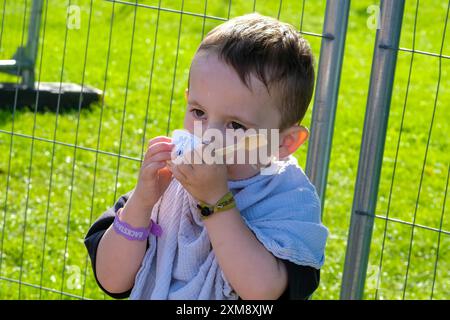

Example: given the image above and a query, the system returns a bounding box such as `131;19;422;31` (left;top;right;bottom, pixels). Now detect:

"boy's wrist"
130;187;157;210
119;193;154;229
198;185;230;207
196;191;236;219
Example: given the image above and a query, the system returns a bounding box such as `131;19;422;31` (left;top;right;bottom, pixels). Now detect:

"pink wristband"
113;207;162;241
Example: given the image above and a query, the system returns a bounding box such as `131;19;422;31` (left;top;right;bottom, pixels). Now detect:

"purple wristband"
113;208;162;241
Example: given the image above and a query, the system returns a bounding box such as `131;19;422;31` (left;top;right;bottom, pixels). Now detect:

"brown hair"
192;13;315;131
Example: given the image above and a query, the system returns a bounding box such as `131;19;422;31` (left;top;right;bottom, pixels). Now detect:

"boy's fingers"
142;161;166;175
148;136;172;148
147;151;173;164
145;142;174;160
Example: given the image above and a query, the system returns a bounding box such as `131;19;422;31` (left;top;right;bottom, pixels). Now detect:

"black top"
84;191;320;300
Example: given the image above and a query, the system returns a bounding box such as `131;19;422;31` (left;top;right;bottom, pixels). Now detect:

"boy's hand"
133;136;175;209
167;146;229;205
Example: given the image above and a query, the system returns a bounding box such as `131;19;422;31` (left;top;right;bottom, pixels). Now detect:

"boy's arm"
86;136;173;296
84;191;148;299
166;154;292;299
84;190;153;296
203;206;289;300
95;193;154;294
204;204;322;300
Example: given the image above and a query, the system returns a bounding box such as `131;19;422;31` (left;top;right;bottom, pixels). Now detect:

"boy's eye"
191;109;205;119
229;121;247;131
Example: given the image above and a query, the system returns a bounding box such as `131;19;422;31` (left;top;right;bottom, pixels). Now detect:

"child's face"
183;50;283;180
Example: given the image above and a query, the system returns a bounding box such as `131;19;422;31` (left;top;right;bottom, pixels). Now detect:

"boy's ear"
278;125;309;159
184;88;189;102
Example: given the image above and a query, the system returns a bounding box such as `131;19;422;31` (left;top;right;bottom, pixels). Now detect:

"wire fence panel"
0;0;330;300
369;0;450;300
1;0;448;300
342;0;450;300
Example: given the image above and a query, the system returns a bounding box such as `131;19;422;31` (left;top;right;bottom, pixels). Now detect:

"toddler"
85;13;328;300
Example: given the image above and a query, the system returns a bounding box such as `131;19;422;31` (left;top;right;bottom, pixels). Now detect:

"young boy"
85;13;328;300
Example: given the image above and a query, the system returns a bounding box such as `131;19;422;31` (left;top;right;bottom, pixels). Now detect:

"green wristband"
196;191;236;219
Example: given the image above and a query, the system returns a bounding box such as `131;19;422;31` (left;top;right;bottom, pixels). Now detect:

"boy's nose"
205;122;224;131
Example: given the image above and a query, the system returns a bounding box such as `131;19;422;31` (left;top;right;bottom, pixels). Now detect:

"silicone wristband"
113;207;162;240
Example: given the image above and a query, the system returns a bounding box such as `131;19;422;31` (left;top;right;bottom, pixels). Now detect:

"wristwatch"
196;191;236;219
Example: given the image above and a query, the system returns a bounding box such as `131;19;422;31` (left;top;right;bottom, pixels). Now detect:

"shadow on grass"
0;82;103;127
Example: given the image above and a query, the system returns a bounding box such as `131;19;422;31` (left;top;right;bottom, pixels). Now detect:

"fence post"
305;0;350;212
0;0;43;88
340;0;405;300
22;0;44;88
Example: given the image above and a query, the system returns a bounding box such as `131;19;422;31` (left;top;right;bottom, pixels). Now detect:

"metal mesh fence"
342;0;450;300
0;0;329;300
0;0;448;300
368;0;450;300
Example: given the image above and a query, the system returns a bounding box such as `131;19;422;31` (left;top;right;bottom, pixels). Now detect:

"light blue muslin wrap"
130;155;328;300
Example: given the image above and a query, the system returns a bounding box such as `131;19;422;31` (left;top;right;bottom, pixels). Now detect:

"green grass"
0;0;449;300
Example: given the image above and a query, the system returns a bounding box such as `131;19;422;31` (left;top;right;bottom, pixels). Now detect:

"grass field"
0;0;449;299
